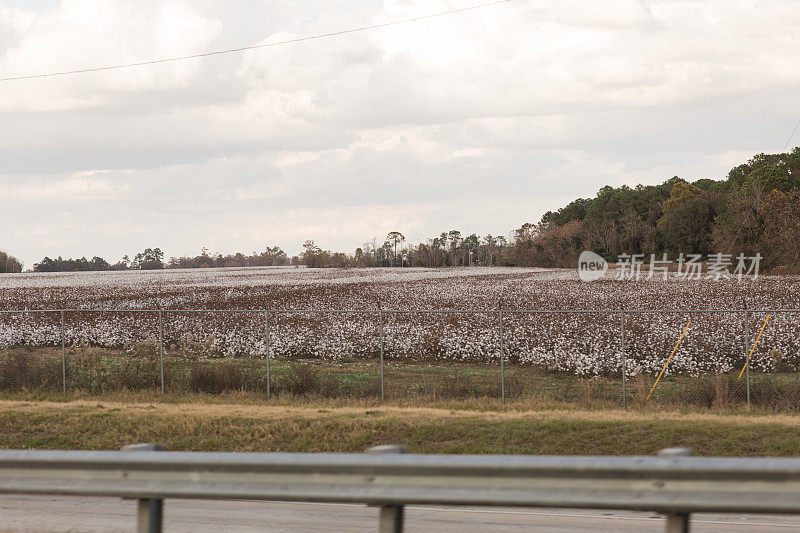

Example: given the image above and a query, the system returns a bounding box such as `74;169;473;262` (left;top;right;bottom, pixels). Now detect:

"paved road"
2;495;800;532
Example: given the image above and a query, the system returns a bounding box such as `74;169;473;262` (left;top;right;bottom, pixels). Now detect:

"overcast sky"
1;0;799;267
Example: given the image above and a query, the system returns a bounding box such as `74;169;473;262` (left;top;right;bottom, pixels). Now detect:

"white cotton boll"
1;269;798;376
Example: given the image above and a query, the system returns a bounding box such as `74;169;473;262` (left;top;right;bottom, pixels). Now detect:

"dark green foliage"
186;361;248;394
506;147;800;270
273;364;338;396
30;246;290;273
34;256;118;272
0;352;62;390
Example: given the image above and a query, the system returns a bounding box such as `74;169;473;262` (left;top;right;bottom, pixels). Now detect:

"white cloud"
0;173;129;200
1;0;799;267
0;1;222;111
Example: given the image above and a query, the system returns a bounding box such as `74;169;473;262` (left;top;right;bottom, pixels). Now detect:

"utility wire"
781;117;800;152
0;0;513;83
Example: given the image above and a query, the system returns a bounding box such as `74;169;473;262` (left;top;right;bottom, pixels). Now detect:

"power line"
781;117;800;152
0;0;514;83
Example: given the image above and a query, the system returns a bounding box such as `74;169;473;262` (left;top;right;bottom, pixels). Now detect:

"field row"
0;310;796;376
2;267;799;376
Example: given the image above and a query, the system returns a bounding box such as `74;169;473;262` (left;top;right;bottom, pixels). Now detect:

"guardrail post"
379;307;385;404
122;444;164;533
265;311;271;400
664;513;689;533
658;447;693;533
368;445;407;532
158;310;165;395
499;301;505;404
60;310;66;394
620;310;626;409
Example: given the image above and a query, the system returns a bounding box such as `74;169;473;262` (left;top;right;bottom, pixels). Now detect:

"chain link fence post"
499;301;505;405
744;306;750;410
620;310;626;409
158;309;165;395
60;310;66;394
265;310;271;400
379;306;385;404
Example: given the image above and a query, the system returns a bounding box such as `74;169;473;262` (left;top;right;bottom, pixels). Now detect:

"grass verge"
5;346;800;412
2;398;800;456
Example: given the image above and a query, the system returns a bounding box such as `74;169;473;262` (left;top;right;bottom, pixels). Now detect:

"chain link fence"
1;307;800;410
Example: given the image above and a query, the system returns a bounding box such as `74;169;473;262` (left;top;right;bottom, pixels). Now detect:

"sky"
1;0;799;268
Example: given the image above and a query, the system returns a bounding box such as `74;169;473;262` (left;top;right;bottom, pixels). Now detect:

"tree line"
504;148;800;272
300;148;800;271
31;247;291;272
0;251;23;274
165;247;289;269
300;231;508;268
10;147;800;273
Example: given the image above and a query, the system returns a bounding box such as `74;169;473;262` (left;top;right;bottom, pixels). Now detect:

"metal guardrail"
1;445;800;532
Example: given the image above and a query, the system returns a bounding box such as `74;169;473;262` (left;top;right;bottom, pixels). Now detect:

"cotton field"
1;266;799;376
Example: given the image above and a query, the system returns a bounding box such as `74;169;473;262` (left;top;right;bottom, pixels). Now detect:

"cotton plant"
1;267;799;376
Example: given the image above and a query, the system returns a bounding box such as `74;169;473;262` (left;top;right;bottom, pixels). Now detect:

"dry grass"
3;398;800;456
2;398;800;425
